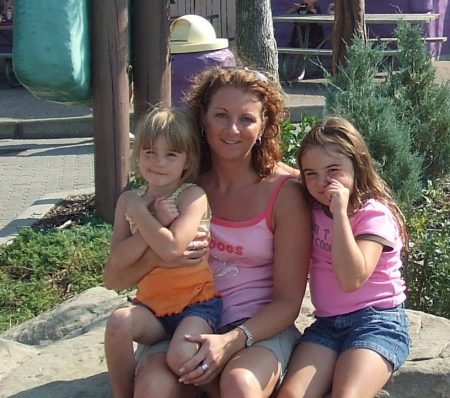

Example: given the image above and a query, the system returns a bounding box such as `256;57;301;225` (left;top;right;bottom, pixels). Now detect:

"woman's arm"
242;178;311;341
127;186;209;262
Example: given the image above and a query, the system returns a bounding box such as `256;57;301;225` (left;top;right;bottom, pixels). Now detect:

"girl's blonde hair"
132;106;199;184
297;117;408;247
186;66;287;179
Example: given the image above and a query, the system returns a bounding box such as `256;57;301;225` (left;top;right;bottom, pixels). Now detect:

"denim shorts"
156;297;223;336
300;304;411;371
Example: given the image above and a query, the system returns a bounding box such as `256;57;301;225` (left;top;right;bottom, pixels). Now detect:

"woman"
103;66;311;398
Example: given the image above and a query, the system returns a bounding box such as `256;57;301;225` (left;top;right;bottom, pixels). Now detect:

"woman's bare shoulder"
277;162;300;177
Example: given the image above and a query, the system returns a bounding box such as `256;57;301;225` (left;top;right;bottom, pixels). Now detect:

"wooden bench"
277;35;447;65
368;36;447;44
273;13;443;81
277;47;400;57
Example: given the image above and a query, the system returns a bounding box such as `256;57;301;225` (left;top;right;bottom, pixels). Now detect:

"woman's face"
202;86;265;163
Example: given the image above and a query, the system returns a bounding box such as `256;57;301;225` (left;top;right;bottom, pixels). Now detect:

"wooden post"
91;0;130;223
132;0;171;120
332;0;366;75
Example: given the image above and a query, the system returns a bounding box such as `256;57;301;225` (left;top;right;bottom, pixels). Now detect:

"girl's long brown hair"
297;117;409;248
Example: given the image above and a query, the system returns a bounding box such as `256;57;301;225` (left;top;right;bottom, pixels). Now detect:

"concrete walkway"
0;138;95;245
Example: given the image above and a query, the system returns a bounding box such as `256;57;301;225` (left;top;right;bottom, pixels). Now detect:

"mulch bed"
32;194;96;230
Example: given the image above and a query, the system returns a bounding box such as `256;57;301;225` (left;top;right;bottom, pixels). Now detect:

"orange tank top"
129;183;220;316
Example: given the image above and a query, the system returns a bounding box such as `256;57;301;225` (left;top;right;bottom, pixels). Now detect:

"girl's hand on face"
153;197;179;226
326;178;350;215
177;333;234;385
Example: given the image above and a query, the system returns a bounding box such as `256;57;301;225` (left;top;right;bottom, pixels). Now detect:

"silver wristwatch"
237;324;254;347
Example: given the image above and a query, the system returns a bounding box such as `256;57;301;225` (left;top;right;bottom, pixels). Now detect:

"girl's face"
301;144;355;206
138;136;188;190
202;86;265;163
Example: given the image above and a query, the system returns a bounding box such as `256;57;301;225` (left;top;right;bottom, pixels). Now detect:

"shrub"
386;22;450;182
405;180;450;318
281;115;317;168
324;36;423;206
0;219;111;332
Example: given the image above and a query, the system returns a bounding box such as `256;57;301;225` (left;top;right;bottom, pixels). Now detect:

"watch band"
236;324;254;347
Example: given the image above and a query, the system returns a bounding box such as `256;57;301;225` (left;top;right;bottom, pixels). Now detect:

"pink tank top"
209;175;292;328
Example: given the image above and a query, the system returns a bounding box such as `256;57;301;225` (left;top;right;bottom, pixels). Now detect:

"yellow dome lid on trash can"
170;15;229;54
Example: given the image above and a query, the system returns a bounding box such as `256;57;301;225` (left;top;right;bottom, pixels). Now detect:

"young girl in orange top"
104;106;222;398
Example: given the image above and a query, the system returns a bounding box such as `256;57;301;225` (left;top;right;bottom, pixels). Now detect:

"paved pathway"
0;138;94;244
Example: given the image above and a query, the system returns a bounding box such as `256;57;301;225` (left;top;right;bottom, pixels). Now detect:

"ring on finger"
200;362;209;372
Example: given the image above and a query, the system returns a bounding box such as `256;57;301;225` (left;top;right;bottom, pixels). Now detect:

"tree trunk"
132;0;171;119
235;0;278;77
91;0;130;223
332;0;366;75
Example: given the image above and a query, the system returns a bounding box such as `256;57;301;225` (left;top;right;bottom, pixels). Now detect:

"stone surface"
1;287;449;398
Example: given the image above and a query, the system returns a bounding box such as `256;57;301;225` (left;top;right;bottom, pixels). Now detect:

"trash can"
170;14;235;107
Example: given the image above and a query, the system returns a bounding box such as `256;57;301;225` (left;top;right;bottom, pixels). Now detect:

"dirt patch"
33;194;96;230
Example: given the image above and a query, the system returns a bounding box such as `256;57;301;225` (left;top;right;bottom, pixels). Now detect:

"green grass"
0;216;111;332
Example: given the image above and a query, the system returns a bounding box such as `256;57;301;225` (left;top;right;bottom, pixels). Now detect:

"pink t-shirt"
209;176;291;328
310;199;406;317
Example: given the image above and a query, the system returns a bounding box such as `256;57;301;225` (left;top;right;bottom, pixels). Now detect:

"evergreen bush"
386;22;450;181
324;37;423;206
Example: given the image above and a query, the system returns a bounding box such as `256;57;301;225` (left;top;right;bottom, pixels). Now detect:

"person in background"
104;106;222;398
288;0;325;48
278;117;411;398
103;66;312;398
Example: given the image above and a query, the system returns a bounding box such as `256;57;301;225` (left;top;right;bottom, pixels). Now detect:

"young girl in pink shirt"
278;117;410;398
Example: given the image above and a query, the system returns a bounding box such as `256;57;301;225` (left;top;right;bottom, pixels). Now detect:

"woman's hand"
177;332;240;385
157;230;210;268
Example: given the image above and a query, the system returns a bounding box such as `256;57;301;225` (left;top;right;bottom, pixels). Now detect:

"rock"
0;287;126;398
0;287;449;398
1;286;127;345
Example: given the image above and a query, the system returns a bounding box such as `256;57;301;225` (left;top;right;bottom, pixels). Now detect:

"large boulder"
1;287;449;398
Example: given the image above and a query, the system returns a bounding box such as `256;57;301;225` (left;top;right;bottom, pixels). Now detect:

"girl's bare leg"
166;316;214;375
278;342;337;398
331;348;392;398
104;305;166;398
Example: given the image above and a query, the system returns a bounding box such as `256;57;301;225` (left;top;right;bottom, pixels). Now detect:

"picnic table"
273;13;444;81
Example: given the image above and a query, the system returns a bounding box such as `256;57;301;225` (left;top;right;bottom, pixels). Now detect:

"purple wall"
272;0;449;58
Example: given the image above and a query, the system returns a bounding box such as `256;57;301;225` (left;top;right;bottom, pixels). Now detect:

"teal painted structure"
13;0;91;104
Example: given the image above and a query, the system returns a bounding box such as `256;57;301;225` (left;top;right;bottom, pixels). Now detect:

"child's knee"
105;306;133;340
165;342;199;376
